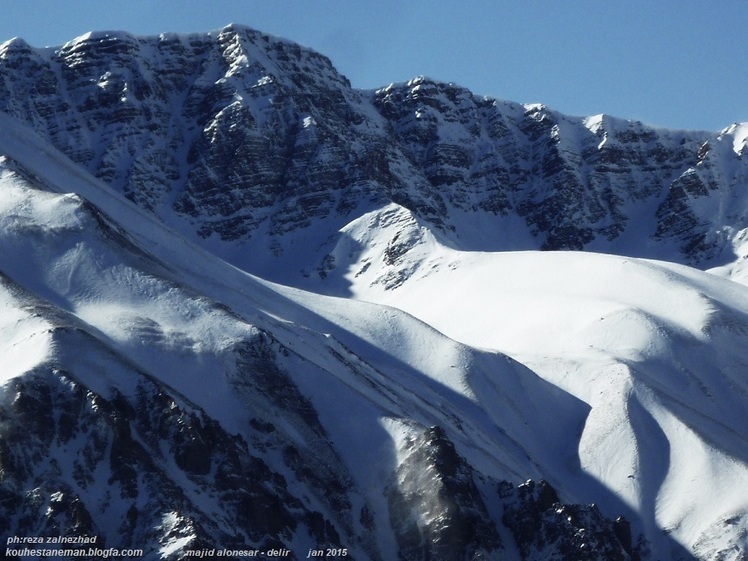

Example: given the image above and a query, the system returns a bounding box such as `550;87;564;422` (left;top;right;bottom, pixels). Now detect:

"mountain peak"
0;36;32;55
719;122;748;155
61;29;141;49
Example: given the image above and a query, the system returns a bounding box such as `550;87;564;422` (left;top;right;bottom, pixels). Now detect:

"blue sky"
0;0;745;132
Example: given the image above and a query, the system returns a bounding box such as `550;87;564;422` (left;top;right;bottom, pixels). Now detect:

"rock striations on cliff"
2;24;748;289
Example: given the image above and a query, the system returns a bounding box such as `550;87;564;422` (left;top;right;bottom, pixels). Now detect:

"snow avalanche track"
1;112;748;559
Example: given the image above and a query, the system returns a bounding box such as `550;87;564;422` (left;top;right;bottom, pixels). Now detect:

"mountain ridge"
2;24;748;293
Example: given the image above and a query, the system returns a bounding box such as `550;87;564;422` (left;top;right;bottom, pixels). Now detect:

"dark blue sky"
1;0;746;131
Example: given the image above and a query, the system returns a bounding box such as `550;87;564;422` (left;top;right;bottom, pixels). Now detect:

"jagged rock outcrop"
500;480;642;561
386;425;502;560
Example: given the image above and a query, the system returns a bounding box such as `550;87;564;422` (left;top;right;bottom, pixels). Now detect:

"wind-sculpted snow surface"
1;25;748;560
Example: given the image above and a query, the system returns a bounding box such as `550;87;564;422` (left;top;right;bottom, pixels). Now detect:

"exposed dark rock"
0;338;357;558
387;424;502;560
501;479;642;561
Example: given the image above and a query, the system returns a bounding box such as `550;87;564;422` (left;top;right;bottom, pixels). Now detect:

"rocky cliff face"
2;24;748;289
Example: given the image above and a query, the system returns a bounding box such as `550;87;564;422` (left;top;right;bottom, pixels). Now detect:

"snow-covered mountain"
2;24;748;291
1;25;748;560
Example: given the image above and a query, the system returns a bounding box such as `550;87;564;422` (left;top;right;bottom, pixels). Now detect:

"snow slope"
342;235;748;557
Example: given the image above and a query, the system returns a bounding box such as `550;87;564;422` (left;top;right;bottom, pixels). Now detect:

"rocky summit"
1;24;748;560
